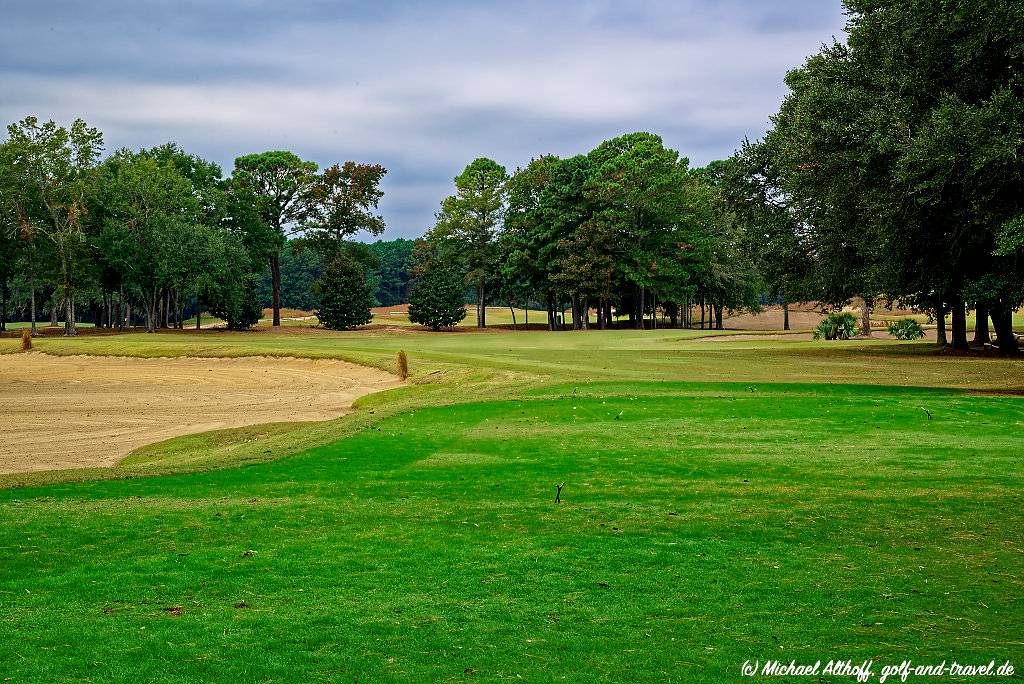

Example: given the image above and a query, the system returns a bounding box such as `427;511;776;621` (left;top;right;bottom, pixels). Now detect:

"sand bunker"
0;353;402;474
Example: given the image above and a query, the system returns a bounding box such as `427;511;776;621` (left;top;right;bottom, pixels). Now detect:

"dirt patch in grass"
0;353;402;475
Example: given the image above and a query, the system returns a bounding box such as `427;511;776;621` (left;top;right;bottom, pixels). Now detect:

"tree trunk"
146;290;158;334
783;300;790;331
546;293;556;331
700;299;706;330
604;300;612;329
651;292;657;330
51;297;59;327
581;298;588;330
990;300;1019;356
270;253;282;326
630;284;638;329
477;284;486;328
973;304;990;345
950;298;969;351
509;304;517;330
935;296;948;346
0;279;7;331
29;275;37;335
856;296;872;336
64;289;76;337
715;304;724;330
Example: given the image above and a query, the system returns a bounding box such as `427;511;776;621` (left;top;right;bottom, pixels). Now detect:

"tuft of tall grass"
397;350;408;380
21;329;32;351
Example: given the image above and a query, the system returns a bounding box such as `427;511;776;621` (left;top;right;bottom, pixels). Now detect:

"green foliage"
4;116;103;335
231;151;320;325
586;133;689;296
724;142;810;311
499;134;765;330
315;256;373;330
432;157;507;326
765;0;1024;351
887;318;926;341
366;238;414;307
408;243;467;330
231;151;319;237
91;149;203;331
304;162;386;249
257;239;324;311
813;312;858;340
204;235;263;330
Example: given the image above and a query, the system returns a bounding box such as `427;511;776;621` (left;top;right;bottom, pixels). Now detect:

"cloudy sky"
1;1;847;239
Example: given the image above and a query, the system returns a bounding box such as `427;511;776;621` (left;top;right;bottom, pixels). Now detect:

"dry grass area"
0;353;402;475
723;306;827;330
261;307;317;320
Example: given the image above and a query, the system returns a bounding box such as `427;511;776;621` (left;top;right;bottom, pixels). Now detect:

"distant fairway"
0;329;1021;681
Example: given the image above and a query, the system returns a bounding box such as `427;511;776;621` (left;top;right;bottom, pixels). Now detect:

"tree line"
406;136;763;331
0;119;390;334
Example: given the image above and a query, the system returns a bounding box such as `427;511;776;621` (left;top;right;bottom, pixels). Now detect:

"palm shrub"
813;312;858;340
887;318;925;340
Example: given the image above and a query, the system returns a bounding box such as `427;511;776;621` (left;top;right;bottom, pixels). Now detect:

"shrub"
813;312;858;340
408;262;467;331
315;256;374;330
887;318;925;340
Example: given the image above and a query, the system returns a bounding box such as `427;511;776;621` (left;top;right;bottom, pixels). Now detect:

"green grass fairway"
1;331;1022;681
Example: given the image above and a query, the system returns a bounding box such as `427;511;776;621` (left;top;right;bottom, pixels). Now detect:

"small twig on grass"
614;410;623;420
919;406;932;420
555;482;564;504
